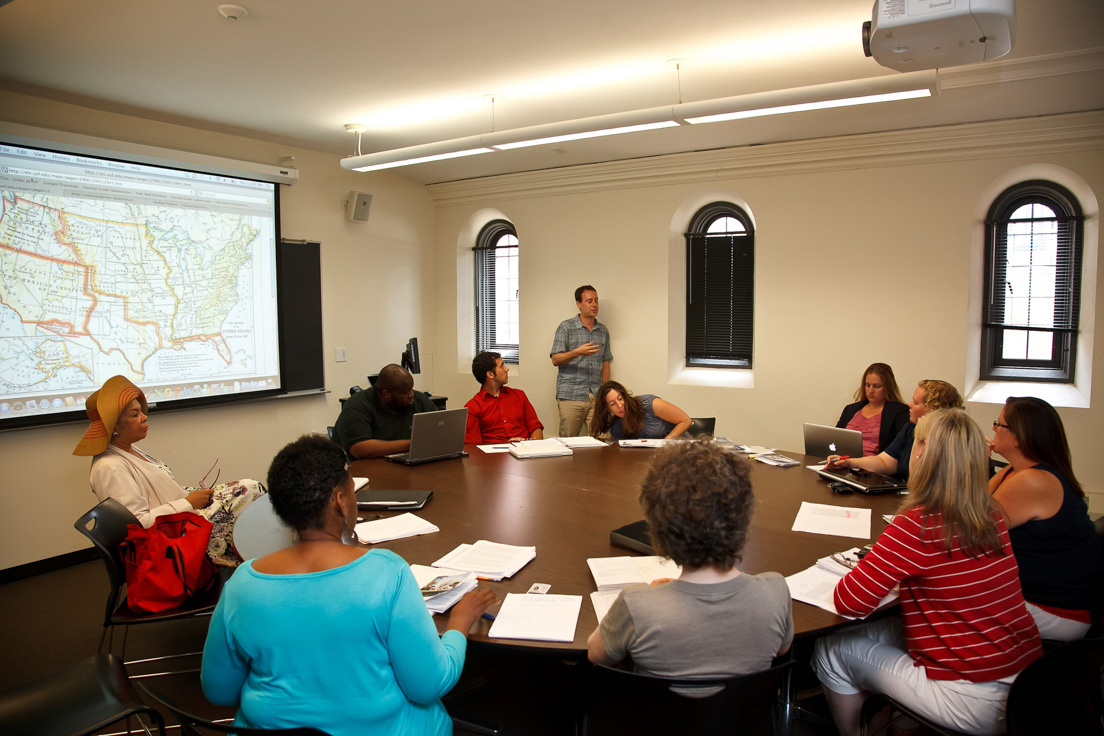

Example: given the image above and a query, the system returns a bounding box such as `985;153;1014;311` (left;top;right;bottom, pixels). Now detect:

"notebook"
386;408;468;465
355;489;433;510
803;422;863;460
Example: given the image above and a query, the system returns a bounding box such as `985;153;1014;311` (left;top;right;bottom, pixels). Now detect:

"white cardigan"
89;444;193;527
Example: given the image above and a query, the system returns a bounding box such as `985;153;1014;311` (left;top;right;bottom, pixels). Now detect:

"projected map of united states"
0;192;258;392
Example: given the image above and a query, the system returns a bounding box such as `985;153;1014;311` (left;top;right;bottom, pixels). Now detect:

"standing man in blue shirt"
550;285;612;436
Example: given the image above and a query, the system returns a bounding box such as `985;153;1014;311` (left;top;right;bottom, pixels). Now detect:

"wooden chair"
580;657;791;735
0;653;165;736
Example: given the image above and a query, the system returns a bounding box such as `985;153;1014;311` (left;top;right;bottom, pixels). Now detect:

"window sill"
669;366;754;389
967;380;1089;409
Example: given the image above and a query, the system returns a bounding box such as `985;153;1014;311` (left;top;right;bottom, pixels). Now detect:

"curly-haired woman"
587;440;792;681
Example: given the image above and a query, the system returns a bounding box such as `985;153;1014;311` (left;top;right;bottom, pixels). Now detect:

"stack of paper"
353;513;439;544
785;563;898;619
508;439;573;459
587;556;681;591
488;593;583;643
814;547;864;576
740;445;774;455
432;540;536;580
553;436;607;448
410;564;478;614
754;453;800;467
617;439;670;448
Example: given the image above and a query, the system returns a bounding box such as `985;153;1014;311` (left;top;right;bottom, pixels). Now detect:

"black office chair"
580;657;792;735
1006;637;1104;735
137;681;331;736
0;653;165;736
74;498;226;670
688;417;717;437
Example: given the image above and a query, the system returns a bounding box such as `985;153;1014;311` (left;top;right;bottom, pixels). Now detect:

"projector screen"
0;141;283;429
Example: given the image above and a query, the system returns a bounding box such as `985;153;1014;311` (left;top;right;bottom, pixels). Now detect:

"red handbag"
120;512;217;613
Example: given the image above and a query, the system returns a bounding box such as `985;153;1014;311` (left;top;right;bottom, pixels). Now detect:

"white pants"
1026;602;1092;642
813;618;1014;736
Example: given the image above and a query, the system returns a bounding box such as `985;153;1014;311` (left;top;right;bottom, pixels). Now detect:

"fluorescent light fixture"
684;88;932;124
349;147;493;172
340;70;938;173
493;120;680;150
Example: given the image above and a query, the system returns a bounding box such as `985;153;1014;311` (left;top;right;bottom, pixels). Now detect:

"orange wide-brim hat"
72;375;148;456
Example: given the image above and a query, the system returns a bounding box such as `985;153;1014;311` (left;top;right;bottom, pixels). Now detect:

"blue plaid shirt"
550;316;612;401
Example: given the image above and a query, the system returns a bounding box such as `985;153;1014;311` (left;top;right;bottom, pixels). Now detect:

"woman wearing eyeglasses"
988;397;1103;641
73;375;265;566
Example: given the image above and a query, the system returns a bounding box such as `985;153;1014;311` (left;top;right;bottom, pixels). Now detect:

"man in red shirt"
464;352;543;444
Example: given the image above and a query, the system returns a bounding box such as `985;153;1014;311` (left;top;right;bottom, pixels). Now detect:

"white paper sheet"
553;436;607;448
477;444;513;453
590;589;621;623
587;556;681;591
488;593;583;642
432;540;537;580
785;565;898;619
353;477;369;491
791;501;872;539
353;512;438;544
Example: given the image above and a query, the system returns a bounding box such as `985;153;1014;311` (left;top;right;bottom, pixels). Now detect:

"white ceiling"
1;0;1102;184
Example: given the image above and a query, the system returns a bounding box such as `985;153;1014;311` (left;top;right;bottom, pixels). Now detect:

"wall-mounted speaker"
346;191;373;222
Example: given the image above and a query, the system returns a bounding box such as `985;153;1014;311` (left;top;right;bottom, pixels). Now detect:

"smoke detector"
218;4;249;21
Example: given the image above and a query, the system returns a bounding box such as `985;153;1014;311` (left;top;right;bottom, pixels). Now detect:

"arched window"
982;181;1084;381
473;220;519;363
685;202;755;368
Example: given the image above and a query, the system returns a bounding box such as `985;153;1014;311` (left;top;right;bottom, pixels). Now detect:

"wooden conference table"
349;443;903;654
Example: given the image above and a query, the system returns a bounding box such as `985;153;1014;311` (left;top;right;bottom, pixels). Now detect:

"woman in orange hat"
74;375;264;566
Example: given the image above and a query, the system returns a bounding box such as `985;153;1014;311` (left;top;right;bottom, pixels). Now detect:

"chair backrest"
1006;637;1104;736
232;494;296;562
688;417;716;437
582;658;791;736
74;498;140;625
137;682;331;736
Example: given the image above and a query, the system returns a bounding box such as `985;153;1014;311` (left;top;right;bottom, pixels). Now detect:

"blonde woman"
826;379;962;480
813;409;1042;736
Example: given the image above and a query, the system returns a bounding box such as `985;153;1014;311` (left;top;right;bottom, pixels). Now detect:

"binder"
609;520;655;555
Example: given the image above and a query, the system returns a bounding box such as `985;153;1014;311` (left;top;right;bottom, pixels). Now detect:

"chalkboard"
276;241;325;392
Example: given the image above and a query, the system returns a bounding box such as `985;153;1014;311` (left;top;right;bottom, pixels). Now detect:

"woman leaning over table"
202;434;495;736
590;380;691;440
73;374;265;566
825;379;962;481
835;362;909;456
988;396;1103;641
814;409;1042;736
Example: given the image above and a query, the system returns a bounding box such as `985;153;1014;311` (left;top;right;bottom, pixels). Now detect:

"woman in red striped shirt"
813;409;1042;736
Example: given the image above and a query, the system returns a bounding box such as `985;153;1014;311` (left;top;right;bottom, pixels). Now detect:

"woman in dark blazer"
835;363;909;456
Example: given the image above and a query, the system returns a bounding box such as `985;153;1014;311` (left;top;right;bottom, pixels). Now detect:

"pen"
481;612;495;621
492;446;509;450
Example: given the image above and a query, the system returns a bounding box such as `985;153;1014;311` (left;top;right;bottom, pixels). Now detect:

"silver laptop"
802;422;863;460
386;408;468;465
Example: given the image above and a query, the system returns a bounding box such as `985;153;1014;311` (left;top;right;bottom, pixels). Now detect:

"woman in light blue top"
591;380;691;440
201;435;494;736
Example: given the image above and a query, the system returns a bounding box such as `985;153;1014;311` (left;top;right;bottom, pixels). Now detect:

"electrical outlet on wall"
336;347;347;363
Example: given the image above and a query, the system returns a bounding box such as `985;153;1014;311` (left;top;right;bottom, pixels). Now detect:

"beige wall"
0;90;439;569
2;90;1101;571
429;112;1104;515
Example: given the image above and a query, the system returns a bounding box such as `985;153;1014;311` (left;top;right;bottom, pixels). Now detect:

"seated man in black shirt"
333;363;437;459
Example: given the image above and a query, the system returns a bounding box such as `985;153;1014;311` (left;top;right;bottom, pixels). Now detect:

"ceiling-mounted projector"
863;0;1016;72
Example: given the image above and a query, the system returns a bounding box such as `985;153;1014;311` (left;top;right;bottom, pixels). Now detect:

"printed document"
587;556;681;591
488;593;582;642
353;513;438;544
791;501;871;539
